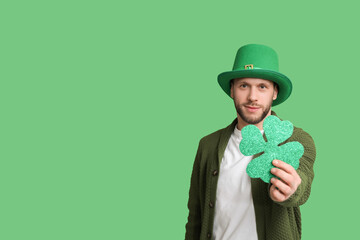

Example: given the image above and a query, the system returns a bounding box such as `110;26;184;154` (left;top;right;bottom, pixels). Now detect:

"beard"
235;101;272;125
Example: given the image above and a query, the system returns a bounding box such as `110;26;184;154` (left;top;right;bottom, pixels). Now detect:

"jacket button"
207;233;211;238
209;201;214;208
212;170;218;176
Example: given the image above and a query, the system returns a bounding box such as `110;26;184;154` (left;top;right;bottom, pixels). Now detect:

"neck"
236;110;273;131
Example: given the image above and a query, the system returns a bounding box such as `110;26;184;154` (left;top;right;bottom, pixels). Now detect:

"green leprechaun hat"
217;44;292;106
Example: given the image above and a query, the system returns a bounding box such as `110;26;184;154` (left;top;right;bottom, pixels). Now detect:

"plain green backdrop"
1;0;359;239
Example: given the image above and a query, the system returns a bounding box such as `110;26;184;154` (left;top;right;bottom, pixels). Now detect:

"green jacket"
185;112;316;240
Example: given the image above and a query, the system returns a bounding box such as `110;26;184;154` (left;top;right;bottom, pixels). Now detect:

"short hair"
273;82;278;91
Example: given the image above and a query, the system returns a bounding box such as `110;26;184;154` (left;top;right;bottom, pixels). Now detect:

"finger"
272;160;296;175
270;185;286;202
271;167;294;187
271;177;292;196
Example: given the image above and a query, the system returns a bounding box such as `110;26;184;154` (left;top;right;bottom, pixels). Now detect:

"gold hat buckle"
244;64;253;69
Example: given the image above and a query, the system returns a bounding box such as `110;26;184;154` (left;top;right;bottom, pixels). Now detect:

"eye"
259;85;267;89
239;84;247;88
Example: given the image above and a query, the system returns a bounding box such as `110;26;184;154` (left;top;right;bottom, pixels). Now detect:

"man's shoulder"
200;127;225;144
198;119;237;148
291;125;316;148
274;111;315;147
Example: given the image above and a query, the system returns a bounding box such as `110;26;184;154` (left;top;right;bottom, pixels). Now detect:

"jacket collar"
217;118;238;165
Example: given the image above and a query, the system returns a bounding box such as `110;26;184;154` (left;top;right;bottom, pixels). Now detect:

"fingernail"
273;160;278;165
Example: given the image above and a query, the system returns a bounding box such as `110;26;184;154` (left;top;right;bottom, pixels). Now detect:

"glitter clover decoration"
239;115;304;183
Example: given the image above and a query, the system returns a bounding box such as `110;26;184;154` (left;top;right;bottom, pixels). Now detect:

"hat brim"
217;69;292;106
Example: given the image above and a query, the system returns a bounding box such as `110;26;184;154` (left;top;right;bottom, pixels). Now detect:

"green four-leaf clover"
239;115;304;183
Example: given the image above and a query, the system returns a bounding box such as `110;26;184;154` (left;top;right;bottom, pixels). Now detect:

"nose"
247;87;258;102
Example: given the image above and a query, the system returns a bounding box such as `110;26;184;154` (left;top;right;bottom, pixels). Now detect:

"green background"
0;0;358;239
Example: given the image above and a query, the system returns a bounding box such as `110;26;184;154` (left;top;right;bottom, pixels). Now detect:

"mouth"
245;105;260;112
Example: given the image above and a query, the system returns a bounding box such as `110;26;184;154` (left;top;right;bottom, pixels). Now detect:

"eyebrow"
237;80;250;85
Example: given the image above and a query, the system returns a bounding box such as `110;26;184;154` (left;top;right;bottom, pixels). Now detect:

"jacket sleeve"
185;141;203;240
274;129;316;207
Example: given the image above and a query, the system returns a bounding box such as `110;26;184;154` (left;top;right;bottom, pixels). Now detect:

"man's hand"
269;159;301;202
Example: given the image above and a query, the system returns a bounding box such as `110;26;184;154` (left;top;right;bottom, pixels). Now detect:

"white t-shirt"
212;125;263;240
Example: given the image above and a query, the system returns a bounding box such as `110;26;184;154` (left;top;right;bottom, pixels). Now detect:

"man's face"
230;78;278;125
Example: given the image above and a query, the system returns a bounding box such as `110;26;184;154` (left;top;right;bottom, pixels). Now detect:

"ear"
230;80;235;99
273;86;278;100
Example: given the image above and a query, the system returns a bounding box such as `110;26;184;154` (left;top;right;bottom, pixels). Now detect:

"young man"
185;44;316;240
